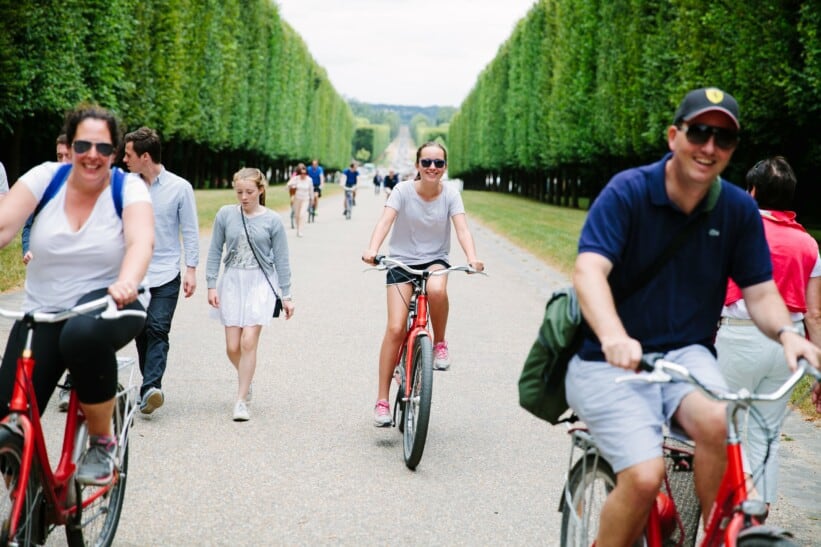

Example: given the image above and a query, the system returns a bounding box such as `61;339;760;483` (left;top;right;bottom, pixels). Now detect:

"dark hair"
63;103;122;153
124;126;162;163
233;167;267;206
415;141;448;164
745;156;796;211
56;134;68;146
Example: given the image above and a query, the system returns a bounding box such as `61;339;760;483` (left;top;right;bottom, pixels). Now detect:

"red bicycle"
370;256;484;470
560;356;820;546
0;294;144;546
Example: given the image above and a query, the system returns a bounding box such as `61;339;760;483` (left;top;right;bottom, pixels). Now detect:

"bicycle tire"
402;335;433;470
0;427;46;546
65;387;130;547
560;453;617;547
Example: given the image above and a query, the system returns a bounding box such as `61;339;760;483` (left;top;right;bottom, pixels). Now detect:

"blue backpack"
33;163;125;219
22;164;126;255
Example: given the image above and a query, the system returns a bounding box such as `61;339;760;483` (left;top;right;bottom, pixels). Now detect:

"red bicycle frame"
396;281;431;399
3;349;96;537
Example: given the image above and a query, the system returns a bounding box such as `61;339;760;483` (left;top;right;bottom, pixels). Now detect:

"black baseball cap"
674;87;740;129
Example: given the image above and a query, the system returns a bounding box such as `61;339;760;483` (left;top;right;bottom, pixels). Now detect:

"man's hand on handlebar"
600;334;643;371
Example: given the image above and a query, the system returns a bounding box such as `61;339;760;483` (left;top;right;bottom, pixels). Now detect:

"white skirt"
210;267;277;327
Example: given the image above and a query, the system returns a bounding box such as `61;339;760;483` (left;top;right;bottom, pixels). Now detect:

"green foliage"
449;0;821;217
0;0;355;181
352;124;390;163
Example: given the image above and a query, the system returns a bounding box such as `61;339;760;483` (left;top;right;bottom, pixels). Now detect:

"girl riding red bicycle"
362;142;484;427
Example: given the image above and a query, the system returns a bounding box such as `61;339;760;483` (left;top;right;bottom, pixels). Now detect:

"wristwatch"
281;295;293;302
776;325;801;340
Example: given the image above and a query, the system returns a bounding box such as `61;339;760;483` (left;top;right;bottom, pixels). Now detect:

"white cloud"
276;0;536;106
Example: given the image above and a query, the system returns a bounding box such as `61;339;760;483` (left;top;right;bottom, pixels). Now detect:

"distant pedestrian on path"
124;127;200;416
373;169;383;195
287;163;312;237
716;156;821;506
362;142;484;427
383;168;398;196
306;159;324;215
207;167;294;422
342;162;359;210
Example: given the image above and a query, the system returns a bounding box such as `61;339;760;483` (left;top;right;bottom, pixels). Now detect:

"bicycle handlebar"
621;355;821;404
368;255;487;276
0;290;147;324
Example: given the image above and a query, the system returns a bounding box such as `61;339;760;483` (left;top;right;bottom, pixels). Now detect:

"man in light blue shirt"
124;127;199;415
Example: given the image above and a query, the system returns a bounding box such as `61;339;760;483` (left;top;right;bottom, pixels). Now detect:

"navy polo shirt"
577;153;772;360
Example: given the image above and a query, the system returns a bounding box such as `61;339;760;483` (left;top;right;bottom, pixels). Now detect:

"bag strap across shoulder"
33;164;125;220
239;207;280;300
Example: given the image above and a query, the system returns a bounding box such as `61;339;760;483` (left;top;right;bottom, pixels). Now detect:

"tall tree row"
449;0;821;216
0;0;354;186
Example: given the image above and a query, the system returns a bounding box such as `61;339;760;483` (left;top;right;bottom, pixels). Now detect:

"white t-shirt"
288;175;313;201
385;180;465;265
19;162;151;311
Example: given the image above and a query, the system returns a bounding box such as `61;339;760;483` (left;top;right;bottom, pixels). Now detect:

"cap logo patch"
706;88;724;104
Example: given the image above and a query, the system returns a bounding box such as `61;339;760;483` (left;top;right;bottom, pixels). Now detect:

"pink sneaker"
433;341;450;371
373;399;391;427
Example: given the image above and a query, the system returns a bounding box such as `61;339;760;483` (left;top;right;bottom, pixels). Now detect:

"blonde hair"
232;167;267;205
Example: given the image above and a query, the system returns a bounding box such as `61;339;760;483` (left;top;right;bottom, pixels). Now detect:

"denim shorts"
565;344;728;473
386;259;450;286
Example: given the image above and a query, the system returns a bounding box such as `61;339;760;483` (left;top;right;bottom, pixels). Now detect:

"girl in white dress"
206;168;294;421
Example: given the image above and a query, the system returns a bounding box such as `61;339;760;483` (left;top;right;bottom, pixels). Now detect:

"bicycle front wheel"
0;427;46;546
402;335;433;470
65;388;130;547
560;454;616;547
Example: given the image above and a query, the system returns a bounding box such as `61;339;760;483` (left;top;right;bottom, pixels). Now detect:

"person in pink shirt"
716;156;821;506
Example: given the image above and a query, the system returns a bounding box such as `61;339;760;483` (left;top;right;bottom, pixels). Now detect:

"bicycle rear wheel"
65;388;130;547
0;427;46;546
402;335;433;470
560;453;616;547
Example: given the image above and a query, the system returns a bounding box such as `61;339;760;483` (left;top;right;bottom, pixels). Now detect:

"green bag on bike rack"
518;286;582;424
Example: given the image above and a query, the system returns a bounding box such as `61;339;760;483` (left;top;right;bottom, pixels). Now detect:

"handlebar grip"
637;358;656;373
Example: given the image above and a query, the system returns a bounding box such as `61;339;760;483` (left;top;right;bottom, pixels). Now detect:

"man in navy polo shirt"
566;87;821;546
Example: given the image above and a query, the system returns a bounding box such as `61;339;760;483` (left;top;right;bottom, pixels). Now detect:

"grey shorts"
565;344;727;473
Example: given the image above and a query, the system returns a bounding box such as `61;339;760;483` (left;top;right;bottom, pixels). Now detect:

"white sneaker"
233;400;250;422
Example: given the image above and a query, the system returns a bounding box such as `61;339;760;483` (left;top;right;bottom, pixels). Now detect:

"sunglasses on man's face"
72;140;115;156
680;123;739;151
420;158;446;168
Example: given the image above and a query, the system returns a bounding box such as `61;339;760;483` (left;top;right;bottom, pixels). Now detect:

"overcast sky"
275;0;537;108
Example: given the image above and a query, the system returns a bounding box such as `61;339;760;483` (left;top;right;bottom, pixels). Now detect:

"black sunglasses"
72;140;115;156
680;123;739;151
420;158;446;168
